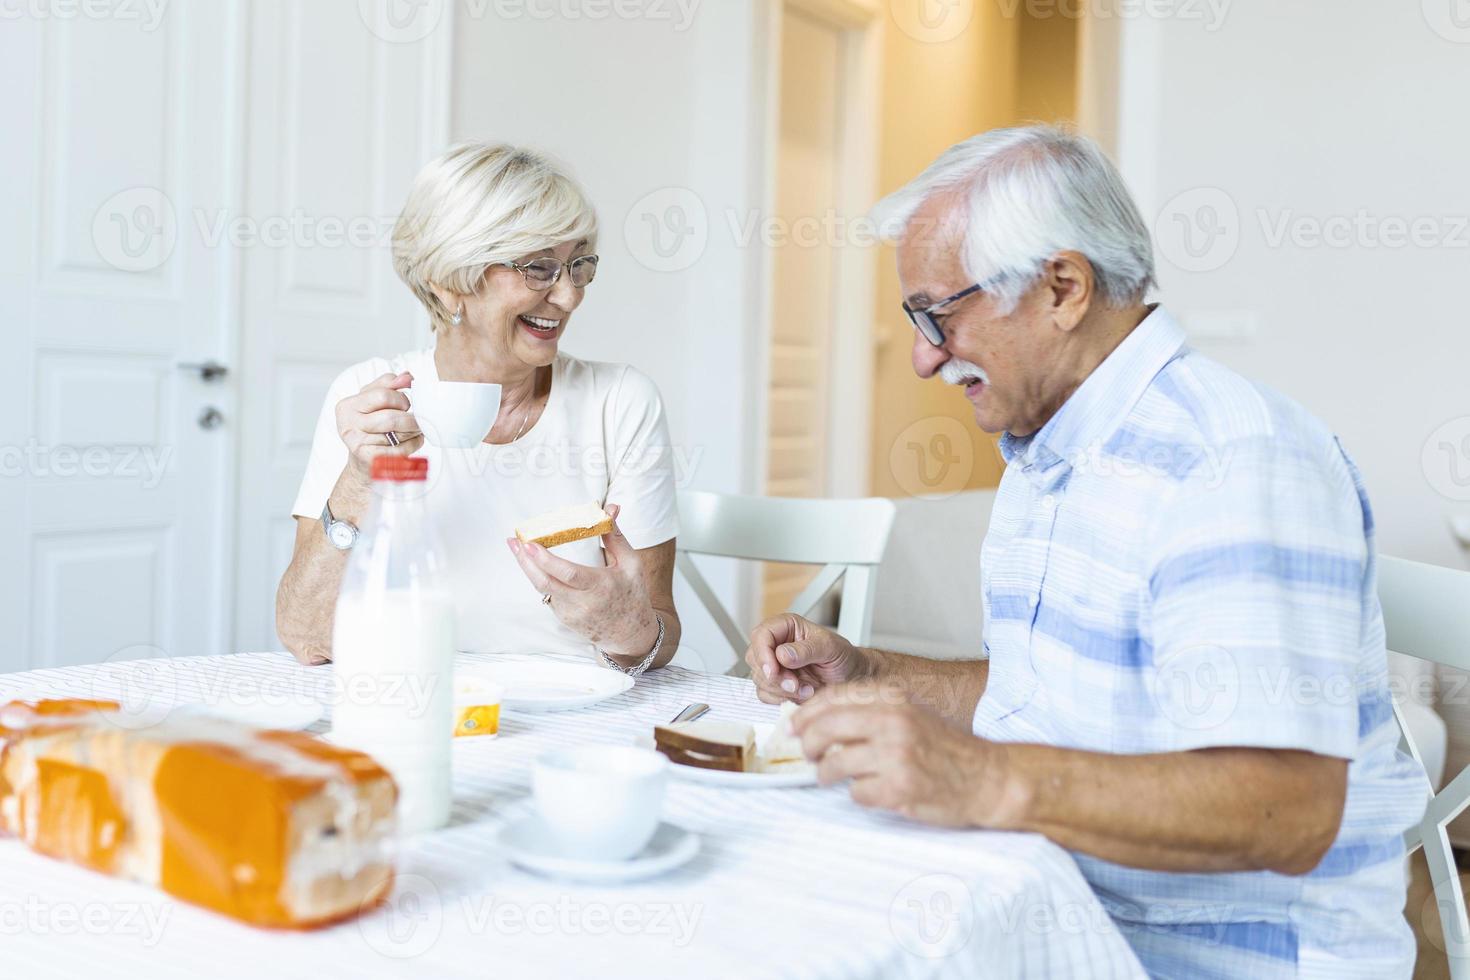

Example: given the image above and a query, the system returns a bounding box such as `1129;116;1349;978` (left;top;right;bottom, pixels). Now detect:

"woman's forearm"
275;473;369;665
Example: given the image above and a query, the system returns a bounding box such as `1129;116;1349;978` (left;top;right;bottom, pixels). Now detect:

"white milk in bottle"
332;455;454;833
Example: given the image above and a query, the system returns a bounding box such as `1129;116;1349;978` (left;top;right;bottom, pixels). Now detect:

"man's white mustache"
940;358;990;386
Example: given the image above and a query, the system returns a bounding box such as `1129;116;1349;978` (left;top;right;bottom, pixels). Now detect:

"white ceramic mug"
533;745;668;860
407;381;501;448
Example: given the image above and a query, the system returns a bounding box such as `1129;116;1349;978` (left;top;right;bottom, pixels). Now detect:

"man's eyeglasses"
901;272;1005;347
501;254;599;290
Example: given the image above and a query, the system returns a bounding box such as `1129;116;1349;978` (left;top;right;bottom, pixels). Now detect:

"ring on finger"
540;593;553;606
386;431;400;447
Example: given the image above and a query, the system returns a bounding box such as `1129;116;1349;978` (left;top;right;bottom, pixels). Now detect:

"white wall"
449;0;775;662
1111;0;1470;570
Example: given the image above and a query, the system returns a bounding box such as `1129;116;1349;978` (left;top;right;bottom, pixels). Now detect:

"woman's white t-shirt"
291;349;680;659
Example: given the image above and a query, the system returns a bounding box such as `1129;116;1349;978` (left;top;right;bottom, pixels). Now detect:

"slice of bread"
654;720;756;773
757;701;804;767
514;502;614;548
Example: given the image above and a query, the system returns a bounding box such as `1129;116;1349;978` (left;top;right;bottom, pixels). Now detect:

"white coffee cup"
533;746;668;860
407;381;501;448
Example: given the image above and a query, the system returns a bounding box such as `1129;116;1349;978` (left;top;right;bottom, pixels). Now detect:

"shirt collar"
999;305;1187;472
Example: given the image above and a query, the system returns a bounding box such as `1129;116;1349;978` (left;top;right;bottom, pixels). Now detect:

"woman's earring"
449;304;464;326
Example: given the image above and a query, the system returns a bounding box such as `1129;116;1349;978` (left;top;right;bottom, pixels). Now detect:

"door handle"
198;407;225;430
177;360;229;382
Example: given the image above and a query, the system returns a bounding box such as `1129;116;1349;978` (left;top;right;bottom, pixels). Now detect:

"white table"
0;654;1146;979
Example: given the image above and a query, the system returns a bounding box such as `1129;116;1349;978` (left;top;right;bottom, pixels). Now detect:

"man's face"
896;193;1064;437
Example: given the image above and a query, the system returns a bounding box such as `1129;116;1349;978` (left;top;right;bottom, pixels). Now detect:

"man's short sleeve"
1142;435;1370;758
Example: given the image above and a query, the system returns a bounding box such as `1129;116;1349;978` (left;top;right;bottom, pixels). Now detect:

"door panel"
232;0;449;651
1;2;241;673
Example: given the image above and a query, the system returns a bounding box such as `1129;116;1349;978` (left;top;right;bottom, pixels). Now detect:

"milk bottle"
332;455;454;833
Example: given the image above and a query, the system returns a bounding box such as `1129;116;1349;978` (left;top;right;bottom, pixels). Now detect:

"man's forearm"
987;743;1348;875
864;650;989;726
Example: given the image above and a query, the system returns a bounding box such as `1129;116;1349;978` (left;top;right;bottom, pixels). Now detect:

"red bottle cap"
371;456;429;482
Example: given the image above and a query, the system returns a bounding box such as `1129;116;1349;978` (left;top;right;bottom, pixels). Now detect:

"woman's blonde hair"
392;142;598;330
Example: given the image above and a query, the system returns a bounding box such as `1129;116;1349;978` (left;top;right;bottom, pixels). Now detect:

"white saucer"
456;660;633;713
497;817;699;883
172;699;324;731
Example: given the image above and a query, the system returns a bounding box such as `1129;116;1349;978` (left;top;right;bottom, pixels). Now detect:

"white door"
0;5;241;673
761;0;880;618
230;0;451;651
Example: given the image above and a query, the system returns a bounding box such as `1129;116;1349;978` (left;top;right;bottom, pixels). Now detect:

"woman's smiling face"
449;238;595;369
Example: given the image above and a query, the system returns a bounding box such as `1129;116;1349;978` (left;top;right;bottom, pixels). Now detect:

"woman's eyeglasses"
501;255;599;290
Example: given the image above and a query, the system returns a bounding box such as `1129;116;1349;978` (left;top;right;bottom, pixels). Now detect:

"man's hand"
792;680;1018;828
744;615;872;704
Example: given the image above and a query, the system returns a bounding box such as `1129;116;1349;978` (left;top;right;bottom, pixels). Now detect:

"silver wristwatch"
320;501;359;551
598;615;665;678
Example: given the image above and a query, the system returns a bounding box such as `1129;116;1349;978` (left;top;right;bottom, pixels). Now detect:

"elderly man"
745;126;1424;978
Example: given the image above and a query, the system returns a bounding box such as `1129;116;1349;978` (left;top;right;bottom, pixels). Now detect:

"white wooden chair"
675;490;897;677
1380;555;1470;976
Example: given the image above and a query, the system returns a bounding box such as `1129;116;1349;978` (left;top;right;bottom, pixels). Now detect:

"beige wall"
869;7;1078;499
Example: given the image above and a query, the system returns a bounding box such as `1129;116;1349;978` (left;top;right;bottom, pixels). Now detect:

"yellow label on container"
453;704;500;738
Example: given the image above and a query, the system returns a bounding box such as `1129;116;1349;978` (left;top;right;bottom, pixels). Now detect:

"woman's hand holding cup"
334;372;424;485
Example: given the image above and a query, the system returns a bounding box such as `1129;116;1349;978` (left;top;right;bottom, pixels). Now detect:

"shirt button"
1027;594;1039;609
1041;494;1057;511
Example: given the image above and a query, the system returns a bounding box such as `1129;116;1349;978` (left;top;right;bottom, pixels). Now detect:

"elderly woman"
276;143;680;674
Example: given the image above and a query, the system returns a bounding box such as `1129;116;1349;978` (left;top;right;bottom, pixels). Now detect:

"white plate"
457;660;632;713
497;817;699;883
172;699;324;731
647;722;819;788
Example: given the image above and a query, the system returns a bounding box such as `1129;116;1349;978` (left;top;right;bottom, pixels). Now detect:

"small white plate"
648;723;819;789
457;660;632;713
497;817;699;883
172;700;324;731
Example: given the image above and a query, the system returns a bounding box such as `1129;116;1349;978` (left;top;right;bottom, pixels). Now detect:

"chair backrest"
675;490;897;676
1380;555;1470;977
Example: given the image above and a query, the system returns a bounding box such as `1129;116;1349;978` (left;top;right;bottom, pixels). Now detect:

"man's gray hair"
871;125;1156;310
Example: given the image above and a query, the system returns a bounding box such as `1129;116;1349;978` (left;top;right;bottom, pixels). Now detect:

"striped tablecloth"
0;653;1145;979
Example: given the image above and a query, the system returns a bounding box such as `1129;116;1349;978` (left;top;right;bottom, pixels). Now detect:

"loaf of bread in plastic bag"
0;698;397;928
